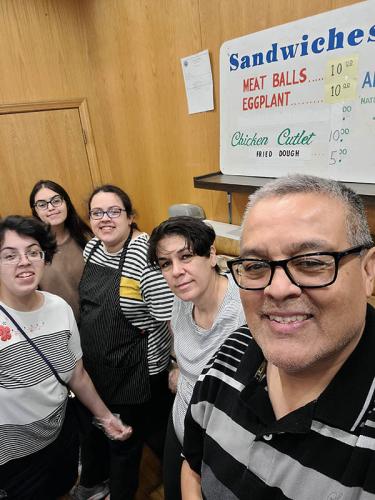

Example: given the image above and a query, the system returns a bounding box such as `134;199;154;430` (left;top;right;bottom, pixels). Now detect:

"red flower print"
0;325;12;341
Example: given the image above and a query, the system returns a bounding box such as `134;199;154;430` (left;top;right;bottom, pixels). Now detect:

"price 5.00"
329;148;348;166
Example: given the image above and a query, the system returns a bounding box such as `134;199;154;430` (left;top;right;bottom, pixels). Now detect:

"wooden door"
0;102;100;220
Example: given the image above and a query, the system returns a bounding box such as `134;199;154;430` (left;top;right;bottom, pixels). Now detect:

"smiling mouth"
266;314;312;324
16;272;34;279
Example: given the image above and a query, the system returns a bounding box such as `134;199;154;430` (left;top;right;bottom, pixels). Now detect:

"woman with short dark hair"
0;215;130;500
148;216;246;500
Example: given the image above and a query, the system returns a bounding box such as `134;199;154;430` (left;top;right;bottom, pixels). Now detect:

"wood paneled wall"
0;0;366;233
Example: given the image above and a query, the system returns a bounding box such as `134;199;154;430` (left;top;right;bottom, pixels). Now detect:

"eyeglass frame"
227;245;372;291
0;249;46;265
89;207;127;220
33;194;64;211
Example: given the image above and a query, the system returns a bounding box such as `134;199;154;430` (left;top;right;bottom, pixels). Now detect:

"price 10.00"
329;128;349;142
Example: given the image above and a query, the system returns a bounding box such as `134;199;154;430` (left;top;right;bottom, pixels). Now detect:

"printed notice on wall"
181;49;214;114
220;0;375;182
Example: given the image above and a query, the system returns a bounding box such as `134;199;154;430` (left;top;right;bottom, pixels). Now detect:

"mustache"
260;298;314;315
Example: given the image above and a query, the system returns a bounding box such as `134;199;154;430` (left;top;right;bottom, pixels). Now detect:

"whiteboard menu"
220;1;375;182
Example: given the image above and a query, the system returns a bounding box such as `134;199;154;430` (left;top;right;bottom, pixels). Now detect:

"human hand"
168;366;179;394
93;413;133;441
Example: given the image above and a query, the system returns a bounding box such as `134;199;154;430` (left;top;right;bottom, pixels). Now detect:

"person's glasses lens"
50;196;63;207
108;209;122;218
234;261;271;289
26;250;45;262
35;201;47;210
0;251;19;264
90;210;103;219
287;255;335;287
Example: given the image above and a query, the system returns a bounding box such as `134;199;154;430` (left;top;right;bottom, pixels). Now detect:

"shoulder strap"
0;304;68;388
118;228;133;268
85;238;102;264
85;229;132;266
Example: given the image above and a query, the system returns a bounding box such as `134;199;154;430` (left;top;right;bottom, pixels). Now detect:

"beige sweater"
39;236;85;322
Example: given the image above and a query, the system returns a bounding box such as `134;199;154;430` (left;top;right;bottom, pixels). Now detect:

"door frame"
0;98;101;186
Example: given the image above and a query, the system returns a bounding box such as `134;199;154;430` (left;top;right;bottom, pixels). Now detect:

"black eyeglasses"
89;207;127;220
34;195;64;211
227;245;371;290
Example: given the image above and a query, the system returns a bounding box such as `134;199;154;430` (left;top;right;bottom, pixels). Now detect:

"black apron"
79;232;150;405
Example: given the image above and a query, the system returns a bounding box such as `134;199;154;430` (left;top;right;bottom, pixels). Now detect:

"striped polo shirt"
183;306;375;499
84;234;174;375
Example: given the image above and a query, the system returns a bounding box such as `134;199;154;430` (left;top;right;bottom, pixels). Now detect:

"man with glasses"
181;174;375;499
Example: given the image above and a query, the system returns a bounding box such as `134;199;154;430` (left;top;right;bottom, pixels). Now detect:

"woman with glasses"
148;216;246;500
74;184;174;500
0;215;131;500
29;180;92;322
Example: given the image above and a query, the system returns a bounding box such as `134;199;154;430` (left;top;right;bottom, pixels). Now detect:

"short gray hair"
244;174;373;247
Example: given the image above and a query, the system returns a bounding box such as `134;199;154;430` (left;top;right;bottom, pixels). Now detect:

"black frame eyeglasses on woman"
227;245;371;291
89;207;127;220
34;195;64;211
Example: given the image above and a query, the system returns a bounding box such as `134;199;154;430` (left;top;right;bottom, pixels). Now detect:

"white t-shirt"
0;292;82;465
172;274;246;444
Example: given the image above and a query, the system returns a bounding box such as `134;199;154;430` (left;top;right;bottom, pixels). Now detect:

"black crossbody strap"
0;304;68;388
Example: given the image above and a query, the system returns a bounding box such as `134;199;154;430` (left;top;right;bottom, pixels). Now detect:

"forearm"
68;359;111;420
181;460;202;500
69;359;132;441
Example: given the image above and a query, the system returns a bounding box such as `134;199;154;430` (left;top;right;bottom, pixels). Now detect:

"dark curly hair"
148;216;217;270
0;215;57;264
29;180;92;249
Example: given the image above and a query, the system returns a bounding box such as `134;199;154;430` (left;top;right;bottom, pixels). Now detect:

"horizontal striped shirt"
0;292;82;465
84;234;173;374
183;306;375;499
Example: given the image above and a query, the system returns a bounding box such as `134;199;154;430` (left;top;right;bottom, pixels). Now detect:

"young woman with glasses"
0;215;131;500
147;216;246;500
74;184;174;500
29;180;92;321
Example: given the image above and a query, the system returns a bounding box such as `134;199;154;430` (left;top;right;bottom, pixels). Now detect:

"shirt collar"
314;304;375;431
238;305;375;433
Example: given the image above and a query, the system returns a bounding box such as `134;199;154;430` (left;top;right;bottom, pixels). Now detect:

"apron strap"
119;228;133;267
86;228;133;264
85;238;102;263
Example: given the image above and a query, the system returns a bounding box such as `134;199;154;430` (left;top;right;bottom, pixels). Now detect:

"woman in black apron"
75;185;174;500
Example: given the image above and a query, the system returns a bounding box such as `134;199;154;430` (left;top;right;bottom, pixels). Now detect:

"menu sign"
220;1;375;182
